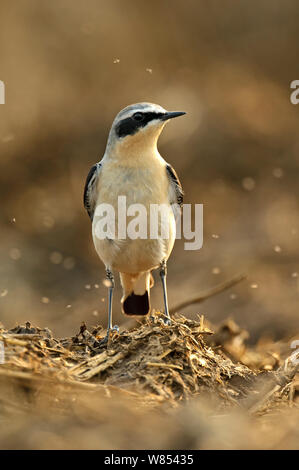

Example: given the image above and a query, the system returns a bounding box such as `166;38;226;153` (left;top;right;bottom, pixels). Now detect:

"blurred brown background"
0;0;298;341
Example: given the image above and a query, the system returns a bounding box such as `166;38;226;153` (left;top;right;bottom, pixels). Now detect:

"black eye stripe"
116;112;164;138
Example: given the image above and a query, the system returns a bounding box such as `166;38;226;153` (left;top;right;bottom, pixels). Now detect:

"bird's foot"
148;311;171;326
98;325;119;347
111;324;120;334
98;335;109;347
149;314;155;323
160;312;171;326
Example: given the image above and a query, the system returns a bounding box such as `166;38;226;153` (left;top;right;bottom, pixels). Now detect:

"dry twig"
169;273;247;314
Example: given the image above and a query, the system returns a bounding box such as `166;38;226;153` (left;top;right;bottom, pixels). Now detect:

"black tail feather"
123;291;150;316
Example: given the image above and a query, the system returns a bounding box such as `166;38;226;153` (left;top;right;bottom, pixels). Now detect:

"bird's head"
106;103;186;157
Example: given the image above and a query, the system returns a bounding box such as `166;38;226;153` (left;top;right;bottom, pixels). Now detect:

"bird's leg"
99;268;118;345
159;260;171;325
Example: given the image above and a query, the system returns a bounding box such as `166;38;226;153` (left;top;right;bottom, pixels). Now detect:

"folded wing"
166;163;184;207
83;162;102;221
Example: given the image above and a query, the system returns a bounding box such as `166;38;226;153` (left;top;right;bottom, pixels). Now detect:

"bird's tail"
120;271;154;316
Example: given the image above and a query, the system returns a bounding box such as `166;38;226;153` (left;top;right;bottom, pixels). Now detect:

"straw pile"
0;312;298;449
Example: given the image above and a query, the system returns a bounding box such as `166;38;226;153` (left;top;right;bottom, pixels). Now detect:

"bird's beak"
160;111;186;121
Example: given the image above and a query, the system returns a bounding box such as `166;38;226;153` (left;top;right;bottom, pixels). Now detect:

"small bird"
84;103;185;343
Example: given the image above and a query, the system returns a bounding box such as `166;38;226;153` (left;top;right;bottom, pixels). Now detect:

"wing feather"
166;164;184;207
83;163;101;220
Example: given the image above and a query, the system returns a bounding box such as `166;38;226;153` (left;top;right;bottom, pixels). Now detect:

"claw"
98;334;109;347
98;324;119;347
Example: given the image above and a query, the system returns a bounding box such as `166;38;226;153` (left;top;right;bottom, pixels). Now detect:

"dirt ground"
0;309;298;450
1;0;299;451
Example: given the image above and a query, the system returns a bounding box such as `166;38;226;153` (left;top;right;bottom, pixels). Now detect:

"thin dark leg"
100;268;117;345
159;260;171;325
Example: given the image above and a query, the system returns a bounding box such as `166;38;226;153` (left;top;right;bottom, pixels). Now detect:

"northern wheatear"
84;103;185;343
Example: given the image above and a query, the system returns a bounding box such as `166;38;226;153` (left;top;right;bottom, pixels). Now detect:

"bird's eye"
133;112;144;121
